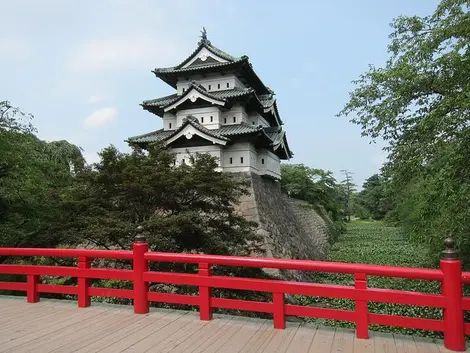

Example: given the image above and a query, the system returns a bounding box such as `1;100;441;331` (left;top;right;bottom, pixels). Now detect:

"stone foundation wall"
235;172;331;281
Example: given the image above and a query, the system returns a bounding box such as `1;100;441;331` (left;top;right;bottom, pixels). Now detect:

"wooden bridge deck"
0;296;461;353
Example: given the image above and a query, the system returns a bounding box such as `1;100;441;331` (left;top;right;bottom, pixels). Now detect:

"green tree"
340;170;356;222
59;145;260;256
0;102;84;259
339;0;470;262
355;174;390;220
280;164;344;223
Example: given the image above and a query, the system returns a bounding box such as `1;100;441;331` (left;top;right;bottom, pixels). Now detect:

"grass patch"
298;222;444;337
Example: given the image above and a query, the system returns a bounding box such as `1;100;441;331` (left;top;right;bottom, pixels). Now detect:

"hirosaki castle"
128;29;292;179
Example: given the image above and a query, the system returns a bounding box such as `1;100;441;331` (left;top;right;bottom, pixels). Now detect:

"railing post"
354;273;368;339
27;274;39;303
273;292;285;329
441;237;465;352
133;226;149;314
78;256;91;308
199;262;212;321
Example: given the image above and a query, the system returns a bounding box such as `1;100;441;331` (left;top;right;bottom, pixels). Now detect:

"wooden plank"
353;336;375;353
190;317;243;353
285;326;316;353
31;310;138;352
393;334;419;353
116;313;198;352
329;327;354;353
0;306;110;352
259;323;301;353
168;316;235;353
215;318;268;353
413;337;440;353
72;310;177;353
97;311;188;353
0;305;105;344
373;331;398;353
308;327;336;352
238;320;275;353
9;308;123;352
157;316;211;353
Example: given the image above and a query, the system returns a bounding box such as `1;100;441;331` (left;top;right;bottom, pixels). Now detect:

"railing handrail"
144;251;444;280
0;247;132;260
0;247;444;280
0;238;467;352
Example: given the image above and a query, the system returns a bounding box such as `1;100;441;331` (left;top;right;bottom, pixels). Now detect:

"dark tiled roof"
127;129;173;143
142;86;254;110
174;38;240;69
129;121;265;144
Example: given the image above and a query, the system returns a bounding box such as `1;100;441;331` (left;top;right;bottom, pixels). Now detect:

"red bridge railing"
0;236;468;352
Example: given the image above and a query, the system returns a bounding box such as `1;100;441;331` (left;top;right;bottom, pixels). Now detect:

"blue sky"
0;0;439;186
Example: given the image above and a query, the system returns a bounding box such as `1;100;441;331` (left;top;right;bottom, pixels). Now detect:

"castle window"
217;83;220;89
240;157;244;164
210;116;213;122
224;118;227;124
233;116;236;123
226;82;230;88
261;158;265;165
208;84;211;90
169;123;172;129
252;121;255;125
182;88;185;92
201;117;204;123
182;159;185;164
229;157;233;164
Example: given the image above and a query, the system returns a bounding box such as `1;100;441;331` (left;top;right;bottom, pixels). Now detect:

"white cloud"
84;107;118;129
87;94;108;104
66;35;184;74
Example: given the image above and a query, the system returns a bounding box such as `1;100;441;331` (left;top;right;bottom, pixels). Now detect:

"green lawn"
297;221;443;337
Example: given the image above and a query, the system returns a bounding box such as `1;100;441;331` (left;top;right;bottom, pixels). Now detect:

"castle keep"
127;29;292;180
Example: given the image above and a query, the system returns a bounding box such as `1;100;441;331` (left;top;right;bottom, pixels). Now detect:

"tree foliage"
0;102;84;256
280;164;345;229
339;0;470;263
353;174;391;220
59;145;260;256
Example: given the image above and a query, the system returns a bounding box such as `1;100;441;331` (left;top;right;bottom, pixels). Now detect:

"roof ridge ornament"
198;27;211;45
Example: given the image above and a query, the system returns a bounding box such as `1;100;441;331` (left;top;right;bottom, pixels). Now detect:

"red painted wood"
0;248;132;260
1;244;468;351
0;281;27;291
365;288;445;308
133;242;149;314
461;272;470;284
144;252;443;280
0;265;78;276
462;297;470;310
147;292;199;305
78;256;91;308
273;292;285;329
441;259;465;351
37;284;79;295
144;272;357;299
212;298;273;313
88;287;133;299
27;275;39;303
354;273;368;339
285;304;356;321
198;262;212;321
369;313;444;331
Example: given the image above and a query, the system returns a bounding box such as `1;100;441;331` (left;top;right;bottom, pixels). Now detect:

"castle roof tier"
141;82;283;126
127;116;292;160
153;35;271;95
